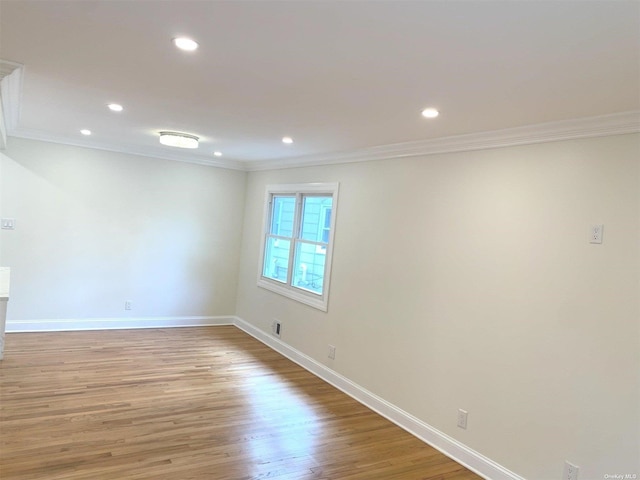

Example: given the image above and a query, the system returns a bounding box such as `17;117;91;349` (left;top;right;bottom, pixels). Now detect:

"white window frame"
257;182;339;312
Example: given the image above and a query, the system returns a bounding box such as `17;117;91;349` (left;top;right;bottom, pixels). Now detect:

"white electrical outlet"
124;301;132;310
328;345;336;359
590;224;604;244
272;320;282;338
457;409;468;429
563;461;579;480
1;218;15;230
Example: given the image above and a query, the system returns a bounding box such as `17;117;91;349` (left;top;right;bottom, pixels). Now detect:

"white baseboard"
232;316;525;480
4;314;523;480
6;316;234;332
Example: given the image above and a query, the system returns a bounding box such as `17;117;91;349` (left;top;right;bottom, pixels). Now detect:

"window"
258;183;339;311
316;205;332;253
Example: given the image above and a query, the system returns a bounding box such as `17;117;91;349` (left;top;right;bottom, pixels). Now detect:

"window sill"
257;277;328;312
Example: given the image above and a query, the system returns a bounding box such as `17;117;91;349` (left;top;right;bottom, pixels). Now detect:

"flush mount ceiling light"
80;129;91;135
159;131;199;149
213;151;222;157
282;136;293;144
421;107;440;118
173;37;199;51
107;103;123;112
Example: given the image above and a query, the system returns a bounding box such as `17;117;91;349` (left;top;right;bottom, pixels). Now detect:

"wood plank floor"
0;327;482;480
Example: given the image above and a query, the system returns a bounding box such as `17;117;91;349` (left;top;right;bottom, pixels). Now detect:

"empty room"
0;1;638;479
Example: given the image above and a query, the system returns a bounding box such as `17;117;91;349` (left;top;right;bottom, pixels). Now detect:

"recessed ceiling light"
282;136;293;144
421;108;440;118
108;103;123;112
213;151;222;157
173;37;199;51
80;129;92;135
159;131;199;149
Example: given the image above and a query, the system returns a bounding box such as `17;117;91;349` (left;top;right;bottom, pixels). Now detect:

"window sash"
257;183;338;312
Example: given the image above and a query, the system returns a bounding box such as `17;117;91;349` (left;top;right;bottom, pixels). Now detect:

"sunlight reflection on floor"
242;369;320;475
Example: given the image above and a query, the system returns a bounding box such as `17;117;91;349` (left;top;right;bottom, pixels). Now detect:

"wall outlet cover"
328;344;336;359
590;224;604;244
563;461;579;480
1;218;15;230
457;409;468;429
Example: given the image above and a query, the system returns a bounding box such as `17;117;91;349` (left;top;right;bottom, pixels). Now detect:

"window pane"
300;196;332;242
263;237;290;283
270;196;295;237
293;241;326;295
321;207;332;243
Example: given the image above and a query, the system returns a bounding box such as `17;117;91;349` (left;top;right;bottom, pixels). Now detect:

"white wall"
0;137;246;321
2;133;638;479
235;134;640;480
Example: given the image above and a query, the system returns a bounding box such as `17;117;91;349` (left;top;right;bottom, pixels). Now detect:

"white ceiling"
1;0;639;170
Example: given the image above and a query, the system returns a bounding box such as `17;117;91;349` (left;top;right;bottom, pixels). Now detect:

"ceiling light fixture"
159;131;199;149
173;37;199;51
421;108;440;118
213;151;222;157
282;136;293;144
108;103;123;112
80;129;92;135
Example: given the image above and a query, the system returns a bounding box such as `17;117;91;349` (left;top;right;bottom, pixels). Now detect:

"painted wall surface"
0;137;246;320
235;134;640;480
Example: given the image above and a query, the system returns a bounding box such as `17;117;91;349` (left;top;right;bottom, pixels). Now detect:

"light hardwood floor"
0;327;482;480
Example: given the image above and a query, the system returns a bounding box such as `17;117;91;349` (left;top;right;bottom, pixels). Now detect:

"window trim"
257;182;339;312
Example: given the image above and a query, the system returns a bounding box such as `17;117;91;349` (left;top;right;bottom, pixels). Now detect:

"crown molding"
245;111;640;171
7;111;639;172
8;127;246;170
